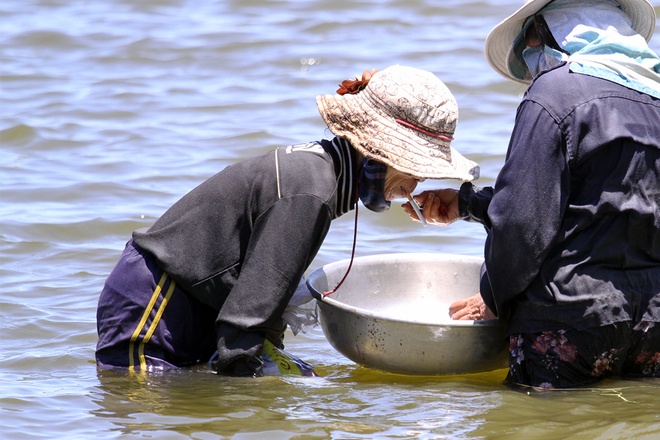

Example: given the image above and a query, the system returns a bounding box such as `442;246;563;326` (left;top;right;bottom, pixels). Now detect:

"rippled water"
2;0;659;438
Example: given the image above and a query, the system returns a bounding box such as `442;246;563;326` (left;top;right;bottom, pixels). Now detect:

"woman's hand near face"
402;189;461;225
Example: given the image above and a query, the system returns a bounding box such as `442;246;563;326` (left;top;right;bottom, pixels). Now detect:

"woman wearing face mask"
95;65;479;377
404;0;660;389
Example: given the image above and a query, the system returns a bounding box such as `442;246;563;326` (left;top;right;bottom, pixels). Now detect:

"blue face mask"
522;45;566;78
358;158;391;213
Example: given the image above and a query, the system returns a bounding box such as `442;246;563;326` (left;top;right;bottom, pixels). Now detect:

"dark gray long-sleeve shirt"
133;138;357;374
460;64;660;334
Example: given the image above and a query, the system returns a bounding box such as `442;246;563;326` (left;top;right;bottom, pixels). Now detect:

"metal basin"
306;253;508;375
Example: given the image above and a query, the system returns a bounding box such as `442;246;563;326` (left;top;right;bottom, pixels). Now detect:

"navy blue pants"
96;240;218;371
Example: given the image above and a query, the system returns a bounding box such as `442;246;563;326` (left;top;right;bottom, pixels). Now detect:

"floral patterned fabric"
505;321;660;389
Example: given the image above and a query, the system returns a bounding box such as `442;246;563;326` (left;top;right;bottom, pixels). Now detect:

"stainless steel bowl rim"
308;253;501;327
317;294;498;327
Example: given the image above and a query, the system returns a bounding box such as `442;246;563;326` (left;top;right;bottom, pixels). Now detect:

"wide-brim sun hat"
316;65;479;181
485;0;657;83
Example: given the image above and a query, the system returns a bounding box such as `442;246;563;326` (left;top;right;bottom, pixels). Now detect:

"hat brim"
485;0;657;83
316;93;479;181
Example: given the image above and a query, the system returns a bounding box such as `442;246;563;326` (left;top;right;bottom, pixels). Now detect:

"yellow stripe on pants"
128;273;176;372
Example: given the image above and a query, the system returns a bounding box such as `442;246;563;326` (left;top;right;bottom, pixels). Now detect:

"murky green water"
2;0;659;438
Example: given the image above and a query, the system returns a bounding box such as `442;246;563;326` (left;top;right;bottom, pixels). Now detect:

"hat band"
395;119;453;142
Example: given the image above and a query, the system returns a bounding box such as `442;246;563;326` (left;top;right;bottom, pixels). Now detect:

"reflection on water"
1;0;659;438
90;366;508;438
89;365;660;439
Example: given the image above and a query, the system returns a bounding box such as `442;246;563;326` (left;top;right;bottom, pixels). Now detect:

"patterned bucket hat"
316;65;479;181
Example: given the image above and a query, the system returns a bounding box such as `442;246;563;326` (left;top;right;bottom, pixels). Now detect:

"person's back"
498;62;660;333
132;145;339;309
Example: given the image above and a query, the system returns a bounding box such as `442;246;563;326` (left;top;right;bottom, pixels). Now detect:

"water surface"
2;0;659;438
